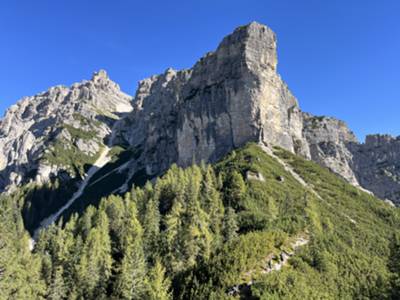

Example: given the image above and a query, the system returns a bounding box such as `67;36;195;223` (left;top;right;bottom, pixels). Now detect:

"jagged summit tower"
116;22;310;180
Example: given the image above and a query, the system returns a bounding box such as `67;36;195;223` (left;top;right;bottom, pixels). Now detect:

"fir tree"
47;266;67;300
146;259;172;300
224;170;246;209
201;165;225;247
222;207;238;242
143;196;161;260
76;211;112;299
113;238;147;299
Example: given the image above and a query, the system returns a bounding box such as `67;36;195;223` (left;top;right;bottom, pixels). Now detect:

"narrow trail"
227;235;309;297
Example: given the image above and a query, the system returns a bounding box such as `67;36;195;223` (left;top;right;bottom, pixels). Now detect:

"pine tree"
113;198;147;299
201;165;225;247
222;207;238;242
76;211;112;299
163;198;184;273
143;196;161;260
389;233;400;299
113;238;147;299
0;196;46;299
47;266;67;300
225;170;246;209
100;195;126;254
146;259;172;300
181;167;212;267
77;205;97;241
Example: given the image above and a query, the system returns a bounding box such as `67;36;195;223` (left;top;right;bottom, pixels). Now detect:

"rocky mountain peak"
92;69;109;80
0;71;133;192
3;21;400;238
217;21;277;71
114;22;309;184
90;69;118;89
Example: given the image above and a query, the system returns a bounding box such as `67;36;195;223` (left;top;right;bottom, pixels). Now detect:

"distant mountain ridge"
1;22;399;233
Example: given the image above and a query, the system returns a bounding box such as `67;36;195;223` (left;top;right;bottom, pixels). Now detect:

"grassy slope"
24;142;400;298
186;144;400;299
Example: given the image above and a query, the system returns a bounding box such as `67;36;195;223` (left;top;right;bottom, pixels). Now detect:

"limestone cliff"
116;22;310;181
302;113;359;185
0;70;132;192
351;135;400;204
2;21;400;233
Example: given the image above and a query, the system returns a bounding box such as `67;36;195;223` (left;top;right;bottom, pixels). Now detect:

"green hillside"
1;143;400;299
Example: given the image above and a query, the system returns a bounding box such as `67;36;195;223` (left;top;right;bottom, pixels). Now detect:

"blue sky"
1;0;399;141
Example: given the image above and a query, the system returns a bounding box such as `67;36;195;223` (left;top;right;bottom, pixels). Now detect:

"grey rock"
0;70;132;192
350;135;400;204
246;171;265;182
2;19;400;225
303;117;400;205
116;22;311;182
114;22;400;206
302;113;359;185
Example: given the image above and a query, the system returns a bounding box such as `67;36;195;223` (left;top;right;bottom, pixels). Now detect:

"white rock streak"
32;145;112;241
31;115;127;244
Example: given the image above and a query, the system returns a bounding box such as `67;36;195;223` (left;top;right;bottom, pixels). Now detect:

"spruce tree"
201;165;224;247
225;170;246;210
143;196;161;260
113;238;147;299
222;207;239;242
146;259;172;300
47;265;67;300
76;211;112;299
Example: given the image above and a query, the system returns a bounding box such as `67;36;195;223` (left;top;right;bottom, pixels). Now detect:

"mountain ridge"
1;22;400;235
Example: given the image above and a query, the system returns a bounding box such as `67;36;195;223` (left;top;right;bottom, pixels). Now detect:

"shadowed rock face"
0;70;132;192
350;135;400;204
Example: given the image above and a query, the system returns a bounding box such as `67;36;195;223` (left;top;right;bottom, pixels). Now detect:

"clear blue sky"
1;0;399;141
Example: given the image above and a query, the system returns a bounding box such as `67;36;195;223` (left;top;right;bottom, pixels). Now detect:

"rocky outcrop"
116;22;311;182
0;70;132;192
302;113;359;185
350;135;400;204
2;20;400;234
302;115;400;204
113;22;400;206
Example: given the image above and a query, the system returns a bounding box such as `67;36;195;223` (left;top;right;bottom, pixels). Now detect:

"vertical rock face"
0;70;132;192
302;113;359;185
117;22;310;179
350;135;400;203
2;19;400;231
114;22;400;206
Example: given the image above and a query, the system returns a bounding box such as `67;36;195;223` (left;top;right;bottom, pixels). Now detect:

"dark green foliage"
222;207;239;242
0;195;46;299
389;233;400;299
3;143;400;299
19;178;78;234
